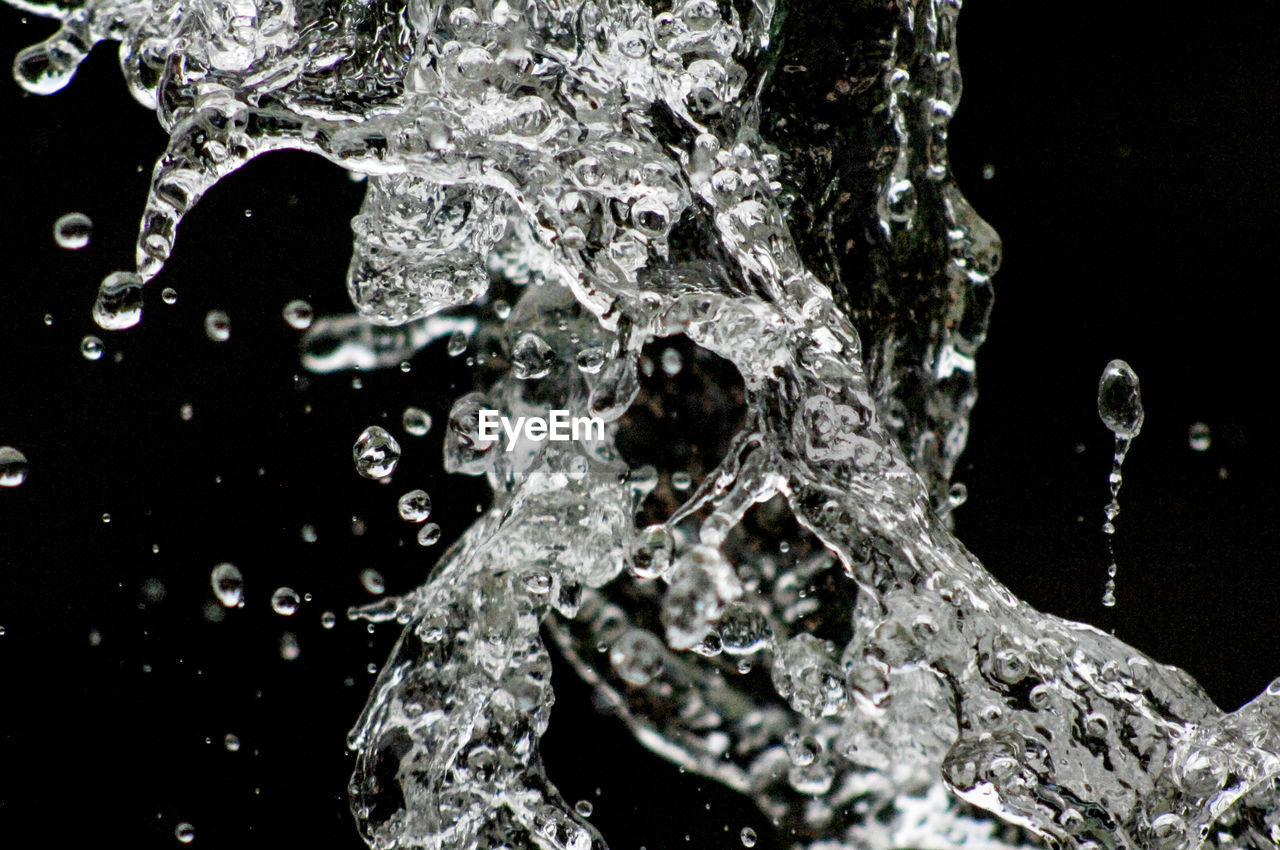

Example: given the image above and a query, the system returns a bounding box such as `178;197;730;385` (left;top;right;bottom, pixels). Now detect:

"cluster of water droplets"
8;1;1280;849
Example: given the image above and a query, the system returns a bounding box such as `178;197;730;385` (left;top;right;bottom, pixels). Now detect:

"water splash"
1097;358;1144;608
7;2;1280;850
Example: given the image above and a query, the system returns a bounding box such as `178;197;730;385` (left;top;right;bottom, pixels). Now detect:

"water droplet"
671;471;692;491
1097;359;1144;439
161;287;178;305
80;335;104;360
283;299;314;330
574;800;593;818
982;164;996;180
353;426;401;479
0;447;29;487
204;310;231;342
175;822;195;844
300;524;318;543
224;733;241;752
42;313;53;326
210;563;244;608
740;827;757;847
53;212;92;249
101;512;111;523
609;628;665;686
416;522;442;547
321;611;336;629
397;489;432;522
1188;421;1211;452
280;632;300;660
360;568;386;595
447;330;469;357
93;271;144;331
512;332;556;379
576;346;606;374
493;300;511;319
271;587;300;616
402;407;432;437
660;347;683;376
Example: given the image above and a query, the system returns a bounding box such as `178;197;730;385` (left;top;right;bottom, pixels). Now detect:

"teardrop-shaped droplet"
1097;359;1144;439
354;426;401;479
210;563;244;608
93;271;144;331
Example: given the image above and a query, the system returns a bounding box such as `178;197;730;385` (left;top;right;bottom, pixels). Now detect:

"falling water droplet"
512;332;556;379
360;568;385;595
283;299;314;330
416;522;442;547
740;827;758;847
280;632;300;660
0;446;29;487
53;212;92;249
1188;421;1211;452
576;346;606;374
224;733;241;752
354;426;401;479
204;310;231;342
161;287;178;305
574;800;594;818
174;822;195;844
271;587;300;616
80;335;104;360
1097;359;1143;608
447;330;469;357
402;407;432;436
397;489;432;522
320;611;336;629
210;563;244;608
93;271;144;331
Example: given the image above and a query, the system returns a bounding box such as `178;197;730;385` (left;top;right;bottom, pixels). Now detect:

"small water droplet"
1097;359;1144;439
417;522;442;547
398;489;432;522
224;733;241;752
354;426;401;479
1188;421;1211;452
280;632;300;660
161;287;178;305
271;587;300;616
80;335;104;360
360;568;386;595
574;800;594;818
93;271;144;331
210;563;244;608
0;447;29;487
447;330;469;357
512;332;556;379
402;407;432;437
740;827;757;847
53;212;92;249
300;524;318;543
204;310;231;342
283;299;314;330
576;346;606;374
175;823;195;844
671;471;692;491
321;611;336;629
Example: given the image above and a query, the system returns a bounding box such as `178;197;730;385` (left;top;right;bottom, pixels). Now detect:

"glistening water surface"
1;1;1279;849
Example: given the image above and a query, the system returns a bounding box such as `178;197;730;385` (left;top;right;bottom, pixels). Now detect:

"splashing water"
7;2;1280;850
1096;359;1144;609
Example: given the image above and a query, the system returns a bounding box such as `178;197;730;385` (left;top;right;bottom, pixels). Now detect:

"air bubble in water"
53;212;91;249
397;489;432;522
283;300;314;330
174;823;194;844
80;335;104;360
93;271;143;331
0;447;28;487
1188;421;1211;451
416;523;441;547
210;564;244;608
353;426;401;479
271;587;300;616
204;311;230;342
402;407;432;437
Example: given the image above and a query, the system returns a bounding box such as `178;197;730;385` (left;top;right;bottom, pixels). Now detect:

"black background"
1;3;1278;848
